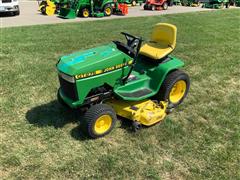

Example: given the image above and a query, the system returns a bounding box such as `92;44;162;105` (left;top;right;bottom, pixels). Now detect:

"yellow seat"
140;23;177;60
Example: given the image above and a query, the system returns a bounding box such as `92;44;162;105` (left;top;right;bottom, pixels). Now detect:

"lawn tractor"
119;0;146;6
143;0;169;10
59;0;128;19
56;23;190;138
180;0;200;6
38;0;68;16
202;0;230;8
173;0;181;5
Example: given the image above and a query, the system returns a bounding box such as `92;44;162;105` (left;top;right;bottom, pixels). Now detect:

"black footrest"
119;88;152;98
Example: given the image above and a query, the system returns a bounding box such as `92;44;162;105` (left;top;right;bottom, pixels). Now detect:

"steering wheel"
121;32;141;50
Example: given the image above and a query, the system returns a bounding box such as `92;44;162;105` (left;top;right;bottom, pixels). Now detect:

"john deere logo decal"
75;60;133;80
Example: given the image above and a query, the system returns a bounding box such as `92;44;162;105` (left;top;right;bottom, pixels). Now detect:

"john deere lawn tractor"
202;0;230;8
119;0;145;6
59;0;127;19
180;0;200;6
38;0;68;16
56;23;190;138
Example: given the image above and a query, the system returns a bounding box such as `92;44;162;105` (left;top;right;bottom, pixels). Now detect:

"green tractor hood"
57;43;132;77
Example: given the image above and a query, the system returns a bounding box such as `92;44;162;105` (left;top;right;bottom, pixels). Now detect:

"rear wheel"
162;2;168;9
103;5;112;16
156;70;190;108
82;8;90;18
82;104;117;138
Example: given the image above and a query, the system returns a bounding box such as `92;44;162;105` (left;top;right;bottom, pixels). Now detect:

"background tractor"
121;0;146;6
180;0;200;6
202;0;230;8
143;0;169;10
38;0;68;16
56;23;190;138
59;0;128;18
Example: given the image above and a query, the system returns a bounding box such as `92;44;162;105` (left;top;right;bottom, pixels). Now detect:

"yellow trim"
169;80;186;103
105;7;111;16
94;115;112;134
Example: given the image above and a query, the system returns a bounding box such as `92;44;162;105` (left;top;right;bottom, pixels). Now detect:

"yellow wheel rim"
169;80;187;104
94;115;112;134
46;7;55;16
105;7;111;16
83;10;89;17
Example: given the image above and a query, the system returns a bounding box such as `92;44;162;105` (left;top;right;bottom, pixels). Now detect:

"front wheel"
103;5;112;16
82;104;117;138
156;70;190;108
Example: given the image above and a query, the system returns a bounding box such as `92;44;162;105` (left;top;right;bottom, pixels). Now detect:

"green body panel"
114;56;184;101
57;42;184;108
57;43;132;76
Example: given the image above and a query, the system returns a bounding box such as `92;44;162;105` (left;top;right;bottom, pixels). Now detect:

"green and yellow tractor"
59;0;128;19
38;0;69;16
202;0;230;8
180;0;200;6
56;23;190;138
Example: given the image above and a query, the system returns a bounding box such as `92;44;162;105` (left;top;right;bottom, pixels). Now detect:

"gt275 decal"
75;60;133;80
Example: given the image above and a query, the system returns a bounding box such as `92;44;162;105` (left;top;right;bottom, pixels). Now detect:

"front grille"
2;0;12;3
59;76;78;101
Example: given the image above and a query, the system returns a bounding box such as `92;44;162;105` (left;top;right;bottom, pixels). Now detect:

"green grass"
1;9;240;179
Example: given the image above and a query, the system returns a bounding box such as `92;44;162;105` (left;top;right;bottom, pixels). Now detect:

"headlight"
59;72;75;83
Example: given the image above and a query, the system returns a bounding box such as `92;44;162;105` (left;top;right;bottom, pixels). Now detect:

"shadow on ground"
26;100;81;128
26;100;137;140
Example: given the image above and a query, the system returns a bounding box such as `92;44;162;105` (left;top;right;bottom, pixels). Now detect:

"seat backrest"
150;23;177;49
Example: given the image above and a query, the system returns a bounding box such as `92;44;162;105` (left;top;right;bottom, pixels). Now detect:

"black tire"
41;6;46;15
103;4;112;16
143;4;148;10
40;1;47;15
14;10;20;16
155;70;190;108
82;104;117;138
162;2;168;10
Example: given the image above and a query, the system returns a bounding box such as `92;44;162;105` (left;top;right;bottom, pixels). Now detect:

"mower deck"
107;99;168;126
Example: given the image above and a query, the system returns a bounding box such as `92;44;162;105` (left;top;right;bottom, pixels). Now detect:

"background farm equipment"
143;0;168;10
202;0;230;8
59;0;128;19
180;0;200;6
118;0;146;6
38;0;68;15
